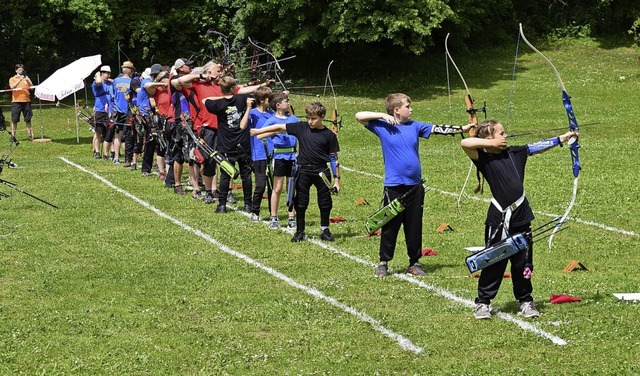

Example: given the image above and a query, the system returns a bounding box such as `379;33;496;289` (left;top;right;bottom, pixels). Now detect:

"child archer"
356;93;474;277
460;119;578;319
251;102;340;243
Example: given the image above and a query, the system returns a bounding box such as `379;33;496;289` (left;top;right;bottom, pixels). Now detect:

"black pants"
124;125;134;162
294;170;332;233
218;152;252;206
251;159;270;215
379;184;425;266
476;223;534;304
141;133;156;174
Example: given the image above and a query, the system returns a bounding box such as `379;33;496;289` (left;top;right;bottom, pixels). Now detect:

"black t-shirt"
472;145;535;227
205;94;250;153
285;122;339;167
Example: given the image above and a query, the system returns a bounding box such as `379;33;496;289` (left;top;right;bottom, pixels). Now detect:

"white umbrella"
35;54;102;101
34;54;102;142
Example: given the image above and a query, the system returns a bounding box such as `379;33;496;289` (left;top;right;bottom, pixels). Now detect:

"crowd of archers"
82;52;577;320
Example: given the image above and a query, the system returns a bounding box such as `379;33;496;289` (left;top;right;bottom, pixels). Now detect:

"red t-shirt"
154;87;174;120
189;81;240;130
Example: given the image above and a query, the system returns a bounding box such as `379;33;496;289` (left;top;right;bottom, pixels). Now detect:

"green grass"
1;40;640;375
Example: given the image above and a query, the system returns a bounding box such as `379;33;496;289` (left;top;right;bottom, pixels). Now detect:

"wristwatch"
334;175;341;180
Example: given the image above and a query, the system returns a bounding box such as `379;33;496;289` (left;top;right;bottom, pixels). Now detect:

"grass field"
1;38;639;374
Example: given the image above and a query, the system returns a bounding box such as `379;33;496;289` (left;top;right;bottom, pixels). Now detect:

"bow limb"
324;60;342;135
445;34;481;210
248;37;294;114
518;24;581;251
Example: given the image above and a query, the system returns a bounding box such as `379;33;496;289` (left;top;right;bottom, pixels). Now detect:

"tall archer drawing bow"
444;34;485;209
518;23;581;251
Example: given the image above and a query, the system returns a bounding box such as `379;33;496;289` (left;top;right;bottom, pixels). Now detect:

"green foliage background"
1;0;639;80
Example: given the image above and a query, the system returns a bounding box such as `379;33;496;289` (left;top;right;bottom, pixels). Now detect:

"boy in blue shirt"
356;93;474;277
262;92;299;229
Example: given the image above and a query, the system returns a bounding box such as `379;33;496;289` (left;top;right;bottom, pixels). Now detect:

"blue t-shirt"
265;114;299;161
249;108;274;161
366;119;433;186
137;77;153;116
92;80;113;114
111;75;132;114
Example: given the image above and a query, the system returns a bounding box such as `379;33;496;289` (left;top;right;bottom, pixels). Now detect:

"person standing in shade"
9;64;34;141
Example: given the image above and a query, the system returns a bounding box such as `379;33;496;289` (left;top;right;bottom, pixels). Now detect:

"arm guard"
432;124;464;136
329;154;337;176
527;137;561;155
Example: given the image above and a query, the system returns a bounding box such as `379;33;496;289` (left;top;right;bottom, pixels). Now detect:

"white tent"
34;54;102;142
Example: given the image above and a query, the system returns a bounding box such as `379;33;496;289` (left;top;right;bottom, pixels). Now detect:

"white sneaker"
474;303;492;319
250;213;260;222
518;301;540;318
269;218;279;229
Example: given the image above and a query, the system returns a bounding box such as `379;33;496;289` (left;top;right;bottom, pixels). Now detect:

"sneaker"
406;262;426;277
103;155;109;161
93;151;101;159
320;228;335;242
113;158;120;164
174;185;186;195
375;262;388;277
518;301;540;318
192;190;203;200
250;213;260;222
269;218;279;229
291;231;305;242
28;134;34;141
204;192;216;204
142;172;149;177
243;204;252;213
110;151;115;160
227;192;237;204
123;161;131;168
130;163;137;171
7;161;17;168
288;217;297;229
216;204;227;213
474;303;492;319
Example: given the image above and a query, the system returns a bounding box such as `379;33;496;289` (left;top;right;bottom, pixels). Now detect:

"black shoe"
291;231;305;242
216;204;227;213
93;151;101;159
320;228;335;242
243;204;252;213
204;192;216;204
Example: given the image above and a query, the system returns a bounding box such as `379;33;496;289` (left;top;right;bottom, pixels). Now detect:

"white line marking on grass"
341;165;637;237
60;157;424;355
231;208;569;346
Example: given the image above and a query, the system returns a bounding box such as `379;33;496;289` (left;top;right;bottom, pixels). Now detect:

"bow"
323;60;342;134
518;23;581;251
445;34;486;209
247;38;295;114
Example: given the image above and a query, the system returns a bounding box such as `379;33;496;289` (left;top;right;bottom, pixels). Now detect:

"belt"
274;147;295;153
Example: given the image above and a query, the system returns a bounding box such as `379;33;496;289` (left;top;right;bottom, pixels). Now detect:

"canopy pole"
75;91;80;143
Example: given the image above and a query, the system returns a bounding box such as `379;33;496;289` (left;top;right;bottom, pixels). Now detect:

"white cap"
141;68;151;79
100;65;111;73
